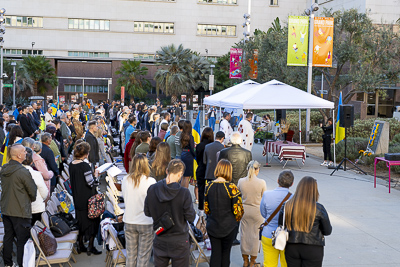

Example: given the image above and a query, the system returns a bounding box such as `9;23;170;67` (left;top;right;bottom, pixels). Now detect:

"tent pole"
333;108;336;166
299;109;302;145
219;106;222;131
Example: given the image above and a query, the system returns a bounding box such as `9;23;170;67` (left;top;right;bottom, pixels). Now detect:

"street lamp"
11;61;16;110
304;2;319;142
0;7;6;105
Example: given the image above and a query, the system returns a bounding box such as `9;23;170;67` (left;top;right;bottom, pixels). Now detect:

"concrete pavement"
16;143;400;266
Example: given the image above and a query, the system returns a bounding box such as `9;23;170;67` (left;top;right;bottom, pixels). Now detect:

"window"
198;0;237;4
68;51;109;58
270;0;278;6
197;24;236;36
134;22;174;34
68;18;110;30
4;49;43;55
64;85;107;93
133;53;156;60
4;16;43;27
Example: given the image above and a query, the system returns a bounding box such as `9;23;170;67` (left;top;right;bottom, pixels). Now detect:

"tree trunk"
33;81;38;96
171;95;177;105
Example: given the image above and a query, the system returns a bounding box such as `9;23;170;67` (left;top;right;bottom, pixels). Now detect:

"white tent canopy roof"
219;79;334;109
203;80;259;107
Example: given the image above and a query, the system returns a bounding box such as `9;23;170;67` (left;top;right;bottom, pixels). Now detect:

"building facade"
2;0;306;103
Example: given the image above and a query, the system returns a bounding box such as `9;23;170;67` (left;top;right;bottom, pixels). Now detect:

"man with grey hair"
21;137;35;149
40;133;59;193
59;113;71;140
218;132;252;185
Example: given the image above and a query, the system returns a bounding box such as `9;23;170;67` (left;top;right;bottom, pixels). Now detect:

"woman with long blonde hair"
122;154;156;266
278;176;332;267
238;160;267;266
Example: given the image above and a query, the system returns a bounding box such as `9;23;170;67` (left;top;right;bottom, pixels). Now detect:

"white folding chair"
63;163;69;177
41;212;78;244
107;225;126;267
30;227;73;267
188;224;211;267
46;200;58;215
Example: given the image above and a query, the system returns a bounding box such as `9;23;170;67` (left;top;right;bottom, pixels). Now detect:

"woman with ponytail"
278;176;332;267
238;160;267;267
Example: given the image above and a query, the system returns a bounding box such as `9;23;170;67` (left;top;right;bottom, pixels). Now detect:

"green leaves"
22;55;58;95
115;60;149;101
154;44;210;97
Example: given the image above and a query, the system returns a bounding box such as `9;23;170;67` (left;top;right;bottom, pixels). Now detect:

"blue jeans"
209;117;216;131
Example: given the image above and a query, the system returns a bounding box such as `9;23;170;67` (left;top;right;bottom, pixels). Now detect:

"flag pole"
333;108;336;166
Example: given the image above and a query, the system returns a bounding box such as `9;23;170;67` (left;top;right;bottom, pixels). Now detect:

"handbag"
189;222;203;243
271;205;289;251
47;211;71;237
259;192;291;240
56;212;79;231
34;222;57;256
88;193;105;219
153;201;175;236
196;215;208;239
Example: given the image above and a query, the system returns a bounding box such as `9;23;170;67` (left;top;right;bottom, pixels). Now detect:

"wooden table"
374;157;400;193
263;141;306;168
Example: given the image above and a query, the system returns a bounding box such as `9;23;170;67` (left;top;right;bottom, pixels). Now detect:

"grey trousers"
124;223;153;267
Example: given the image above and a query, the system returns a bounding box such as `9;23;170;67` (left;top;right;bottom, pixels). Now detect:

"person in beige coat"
238;160;267;267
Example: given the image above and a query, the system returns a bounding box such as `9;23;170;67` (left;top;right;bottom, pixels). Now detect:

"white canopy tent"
204;80;259;107
203;79;336;165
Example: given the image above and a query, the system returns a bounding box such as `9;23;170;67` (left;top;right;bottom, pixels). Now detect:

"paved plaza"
25;143;400;266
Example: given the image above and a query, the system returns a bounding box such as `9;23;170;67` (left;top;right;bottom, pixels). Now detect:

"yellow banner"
312;17;334;67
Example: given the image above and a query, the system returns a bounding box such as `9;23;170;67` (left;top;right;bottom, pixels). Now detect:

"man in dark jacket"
0;143;37;267
40;133;60;193
28;105;39;133
218;131;252;185
19;105;35;138
204;131;225;180
145;159;196;267
85;120;99;170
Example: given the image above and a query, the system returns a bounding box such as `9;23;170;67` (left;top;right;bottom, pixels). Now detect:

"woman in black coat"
195;127;214;213
279;176;332;267
69;142;102;256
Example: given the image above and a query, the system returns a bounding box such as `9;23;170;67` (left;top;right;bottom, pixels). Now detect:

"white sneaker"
320;162;327;166
328;162;334;167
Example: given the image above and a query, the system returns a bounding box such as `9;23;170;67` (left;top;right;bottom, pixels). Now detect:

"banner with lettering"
312;17;334;67
229;48;243;79
287;16;309;66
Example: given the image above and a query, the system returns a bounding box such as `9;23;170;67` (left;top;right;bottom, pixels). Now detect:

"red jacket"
124;138;135;173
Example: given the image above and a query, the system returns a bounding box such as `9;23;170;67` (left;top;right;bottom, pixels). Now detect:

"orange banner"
249;50;258;79
312;17;334;67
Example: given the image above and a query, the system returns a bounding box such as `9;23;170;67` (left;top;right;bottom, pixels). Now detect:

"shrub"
334;137;369;162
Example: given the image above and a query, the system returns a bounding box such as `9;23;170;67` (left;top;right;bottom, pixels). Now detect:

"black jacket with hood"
144;179;196;242
0;160;37;218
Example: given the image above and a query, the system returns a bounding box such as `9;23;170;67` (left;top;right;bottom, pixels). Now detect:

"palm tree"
187;54;210;92
3;60;34;97
115;60;150;102
154;44;192;102
267;17;283;34
23;56;58;95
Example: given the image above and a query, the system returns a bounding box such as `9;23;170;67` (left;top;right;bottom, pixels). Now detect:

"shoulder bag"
88;193;105;219
271;205;289;251
47;211;71;237
259;192;291;240
153;201;175;236
33;222;57;256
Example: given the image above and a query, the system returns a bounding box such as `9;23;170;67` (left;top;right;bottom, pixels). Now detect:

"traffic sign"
3;84;12;88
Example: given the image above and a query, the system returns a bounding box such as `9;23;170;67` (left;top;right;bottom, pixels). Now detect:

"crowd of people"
0;98;332;267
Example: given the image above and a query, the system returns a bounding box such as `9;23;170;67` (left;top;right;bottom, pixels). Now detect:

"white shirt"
122;174;156;225
220;119;233;145
25;165;48;214
44;113;53;125
160;119;169;126
238;119;255;151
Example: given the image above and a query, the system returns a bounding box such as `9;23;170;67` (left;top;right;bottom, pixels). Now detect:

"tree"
187;54;210;92
23;56;58;95
154;44;192;102
3;60;34;97
115;60;150;102
316;9;400;109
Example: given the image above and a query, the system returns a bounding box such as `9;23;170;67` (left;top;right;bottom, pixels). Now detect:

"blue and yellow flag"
1;134;10;166
50;103;57;117
335;92;345;144
192;111;201;180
